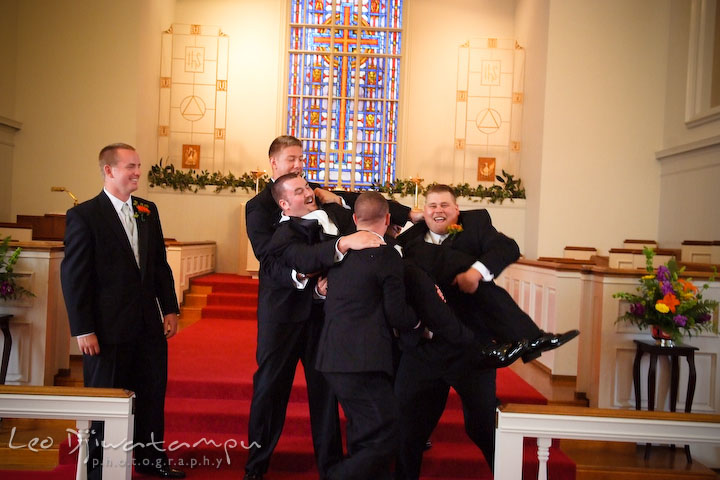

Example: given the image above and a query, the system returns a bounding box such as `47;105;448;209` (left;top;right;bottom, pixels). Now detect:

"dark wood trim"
0;385;133;398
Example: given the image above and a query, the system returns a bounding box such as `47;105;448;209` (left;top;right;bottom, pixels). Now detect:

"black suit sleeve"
463;210;520;276
148;201;179;316
61;207;97;337
379;248;418;332
246;192;295;288
267;222;338;275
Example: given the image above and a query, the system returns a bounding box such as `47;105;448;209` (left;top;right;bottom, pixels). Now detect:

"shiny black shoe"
243;473;263;480
477;339;529;368
135;463;186;478
522;330;580;362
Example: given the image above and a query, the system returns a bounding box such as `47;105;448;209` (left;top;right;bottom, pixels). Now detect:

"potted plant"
613;247;717;346
1;236;35;301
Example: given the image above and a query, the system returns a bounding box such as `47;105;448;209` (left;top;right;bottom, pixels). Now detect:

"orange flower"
137;205;151;215
447;223;463;236
677;278;697;293
657;293;680;313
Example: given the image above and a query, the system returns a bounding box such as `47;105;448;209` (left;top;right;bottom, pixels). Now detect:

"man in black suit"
393;184;578;479
61;143;184;479
317;192;419;480
244;138;384;480
397;184;579;360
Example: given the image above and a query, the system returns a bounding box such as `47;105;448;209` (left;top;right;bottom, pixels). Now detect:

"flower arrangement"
447;223;464;238
133;200;152;222
613;247;718;343
1;236;35;301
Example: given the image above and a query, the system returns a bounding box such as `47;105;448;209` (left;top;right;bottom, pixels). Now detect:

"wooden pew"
495;403;720;480
0;385;135;480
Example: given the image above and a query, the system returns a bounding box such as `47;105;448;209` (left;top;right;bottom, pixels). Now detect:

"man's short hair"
354;192;389;223
98;143;135;172
271;173;302;205
425;183;457;200
268;135;302;158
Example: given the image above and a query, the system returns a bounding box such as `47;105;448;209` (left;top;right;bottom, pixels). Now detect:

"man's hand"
316;276;328;296
452;267;483;294
77;334;100;356
337;231;385;253
314;188;343;206
409;208;424;223
164;313;179;339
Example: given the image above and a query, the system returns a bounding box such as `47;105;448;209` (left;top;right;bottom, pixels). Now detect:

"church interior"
1;0;720;479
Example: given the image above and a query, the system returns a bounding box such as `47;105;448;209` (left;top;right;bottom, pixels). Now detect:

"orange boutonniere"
133;200;151;222
447;223;463;238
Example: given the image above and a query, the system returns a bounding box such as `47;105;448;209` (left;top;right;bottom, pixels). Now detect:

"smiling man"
61;143;183;479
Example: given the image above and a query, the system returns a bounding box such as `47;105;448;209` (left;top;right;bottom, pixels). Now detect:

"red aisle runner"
2;274;574;480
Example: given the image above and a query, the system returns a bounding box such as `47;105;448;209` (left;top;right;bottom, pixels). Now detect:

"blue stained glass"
288;0;403;189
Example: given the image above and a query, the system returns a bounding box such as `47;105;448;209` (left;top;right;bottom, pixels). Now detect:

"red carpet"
3;273;574;479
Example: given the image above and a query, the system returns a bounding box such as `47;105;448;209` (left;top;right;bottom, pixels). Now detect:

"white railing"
495;403;720;480
0;385;135;480
165;240;216;304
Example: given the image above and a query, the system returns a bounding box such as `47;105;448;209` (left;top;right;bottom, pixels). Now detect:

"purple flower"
630;303;645;316
660;281;675;296
674;315;687;327
698;313;711;324
0;281;14;297
656;265;670;281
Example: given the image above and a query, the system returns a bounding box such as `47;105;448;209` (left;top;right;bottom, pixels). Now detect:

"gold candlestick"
410;176;424;208
250;169;266;195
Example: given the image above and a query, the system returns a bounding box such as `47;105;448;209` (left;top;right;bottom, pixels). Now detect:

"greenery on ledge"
147;161;525;203
374;170;525;204
148;160;269;193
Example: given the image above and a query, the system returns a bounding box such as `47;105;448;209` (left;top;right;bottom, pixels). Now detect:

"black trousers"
245;304;343;477
467;282;542;342
82;329;168;479
324;372;399;480
394;342;497;480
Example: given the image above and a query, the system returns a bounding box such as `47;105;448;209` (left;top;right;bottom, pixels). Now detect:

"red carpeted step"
192;273;259;294
201;304;257;320
206;292;258;305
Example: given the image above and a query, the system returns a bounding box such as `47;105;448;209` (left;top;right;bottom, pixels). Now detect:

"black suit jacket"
317;244;418;375
397;209;520;287
258;204;356;326
61;191;178;344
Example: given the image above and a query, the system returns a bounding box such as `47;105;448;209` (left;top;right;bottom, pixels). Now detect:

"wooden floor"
3;350;719;478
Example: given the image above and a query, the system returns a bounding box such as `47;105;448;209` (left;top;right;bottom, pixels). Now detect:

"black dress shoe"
243;473;263;480
135;464;186;478
476;339;529;368
522;330;580;362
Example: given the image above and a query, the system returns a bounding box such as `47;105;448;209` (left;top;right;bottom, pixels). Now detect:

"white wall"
514;0;549;260
400;0;516;183
0;0;19;223
656;0;720;248
534;0;670;257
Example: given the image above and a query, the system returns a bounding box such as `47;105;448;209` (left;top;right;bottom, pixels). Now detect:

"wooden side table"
0;314;12;385
633;339;698;462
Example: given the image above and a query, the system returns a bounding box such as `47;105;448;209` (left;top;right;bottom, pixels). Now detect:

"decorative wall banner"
455;38;525;184
158;24;229;171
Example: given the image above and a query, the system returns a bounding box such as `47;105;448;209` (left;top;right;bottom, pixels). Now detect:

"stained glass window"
287;0;403;189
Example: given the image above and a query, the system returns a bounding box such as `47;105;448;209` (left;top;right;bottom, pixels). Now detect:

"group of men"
243;135;579;480
59;137;577;480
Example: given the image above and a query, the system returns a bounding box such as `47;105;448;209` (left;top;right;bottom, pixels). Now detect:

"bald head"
353;192;390;235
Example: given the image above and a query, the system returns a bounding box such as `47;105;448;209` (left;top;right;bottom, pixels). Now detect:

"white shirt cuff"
291;269;309;289
472;261;494;282
334;239;346;262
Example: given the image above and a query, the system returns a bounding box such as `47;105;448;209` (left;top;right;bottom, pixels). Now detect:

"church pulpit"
16;214;66;241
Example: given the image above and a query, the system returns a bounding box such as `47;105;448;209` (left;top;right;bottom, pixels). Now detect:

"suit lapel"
96;192;140;271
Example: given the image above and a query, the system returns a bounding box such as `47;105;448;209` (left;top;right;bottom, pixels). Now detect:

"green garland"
373;170;525;204
147;160;525;203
